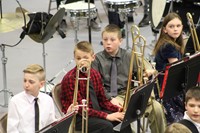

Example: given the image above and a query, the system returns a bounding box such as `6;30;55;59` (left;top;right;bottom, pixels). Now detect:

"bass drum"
149;0;167;29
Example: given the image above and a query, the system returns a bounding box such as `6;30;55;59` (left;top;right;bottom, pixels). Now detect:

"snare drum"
104;0;138;12
60;1;97;19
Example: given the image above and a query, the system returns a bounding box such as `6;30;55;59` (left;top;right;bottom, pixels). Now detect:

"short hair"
165;123;192;133
102;24;122;39
74;41;94;55
185;86;200;103
23;64;45;81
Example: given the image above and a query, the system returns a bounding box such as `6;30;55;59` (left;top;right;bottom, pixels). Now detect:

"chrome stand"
0;44;14;107
119;9;131;50
71;17;80;44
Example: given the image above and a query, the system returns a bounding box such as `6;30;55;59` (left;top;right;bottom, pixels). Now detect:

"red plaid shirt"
60;67;119;119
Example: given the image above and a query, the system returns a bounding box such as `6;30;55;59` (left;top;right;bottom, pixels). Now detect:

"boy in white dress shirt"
7;64;75;133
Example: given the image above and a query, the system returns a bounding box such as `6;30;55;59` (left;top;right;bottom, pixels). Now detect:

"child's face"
74;49;95;69
185;98;200;123
23;73;44;97
163;18;183;40
102;31;122;56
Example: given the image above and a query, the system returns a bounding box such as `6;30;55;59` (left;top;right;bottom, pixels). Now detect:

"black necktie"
89;81;101;110
34;98;39;132
110;57;118;96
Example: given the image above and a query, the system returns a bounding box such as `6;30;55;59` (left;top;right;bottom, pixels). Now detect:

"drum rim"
104;0;137;5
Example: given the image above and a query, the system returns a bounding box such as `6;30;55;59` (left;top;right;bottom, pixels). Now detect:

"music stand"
113;79;155;133
37;111;75;133
160;52;200;100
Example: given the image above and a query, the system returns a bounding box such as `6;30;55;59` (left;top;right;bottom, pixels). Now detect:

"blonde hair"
102;24;122;39
74;41;94;55
23;64;45;81
165;123;192;133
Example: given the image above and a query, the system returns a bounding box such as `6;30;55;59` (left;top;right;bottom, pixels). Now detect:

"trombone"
123;24;164;133
123;24;146;111
70;59;91;133
186;12;200;52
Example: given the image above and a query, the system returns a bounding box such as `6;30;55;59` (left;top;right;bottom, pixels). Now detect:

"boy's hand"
106;112;125;122
67;102;79;114
143;69;157;77
110;97;122;108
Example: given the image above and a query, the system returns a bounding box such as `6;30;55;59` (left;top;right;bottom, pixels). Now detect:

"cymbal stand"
0;44;14;107
119;9;131;50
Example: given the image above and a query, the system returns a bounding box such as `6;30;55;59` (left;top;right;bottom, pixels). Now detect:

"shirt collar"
24;91;40;103
184;111;200;129
103;48;122;59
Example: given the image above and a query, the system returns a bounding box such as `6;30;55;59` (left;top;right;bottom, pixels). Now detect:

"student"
7;64;75;133
152;12;185;84
152;12;185;124
60;41;132;133
92;24;166;133
164;123;192;133
180;86;200;133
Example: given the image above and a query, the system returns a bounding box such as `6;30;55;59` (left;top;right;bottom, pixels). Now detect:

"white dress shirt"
183;111;200;132
7;91;56;133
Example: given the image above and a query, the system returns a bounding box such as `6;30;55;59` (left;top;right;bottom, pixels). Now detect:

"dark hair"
153;12;185;55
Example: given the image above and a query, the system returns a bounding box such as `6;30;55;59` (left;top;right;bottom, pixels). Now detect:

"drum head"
150;0;166;28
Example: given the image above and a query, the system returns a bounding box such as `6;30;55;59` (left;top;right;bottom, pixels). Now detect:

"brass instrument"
71;59;91;133
123;24;165;133
123;24;146;111
186;12;200;52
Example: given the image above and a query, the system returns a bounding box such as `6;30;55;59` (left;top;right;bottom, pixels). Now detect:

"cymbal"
29;8;65;44
0;7;29;33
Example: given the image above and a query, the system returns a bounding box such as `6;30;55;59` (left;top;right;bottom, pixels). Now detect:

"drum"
150;0;166;29
104;0;138;12
59;1;97;19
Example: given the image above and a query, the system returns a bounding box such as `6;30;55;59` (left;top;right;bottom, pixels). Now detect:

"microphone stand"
87;0;92;43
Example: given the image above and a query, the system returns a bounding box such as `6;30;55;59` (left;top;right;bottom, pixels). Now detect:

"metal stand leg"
0;44;14;107
42;43;47;93
71;17;79;44
119;10;131;50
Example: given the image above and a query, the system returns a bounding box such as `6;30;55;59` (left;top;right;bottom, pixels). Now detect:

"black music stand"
37;111;75;133
113;79;155;133
160;52;200;100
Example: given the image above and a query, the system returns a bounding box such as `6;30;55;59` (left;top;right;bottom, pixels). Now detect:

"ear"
39;80;45;89
163;27;167;34
119;38;123;46
91;54;95;61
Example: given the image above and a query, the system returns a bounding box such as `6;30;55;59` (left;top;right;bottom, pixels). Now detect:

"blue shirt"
154;43;182;72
